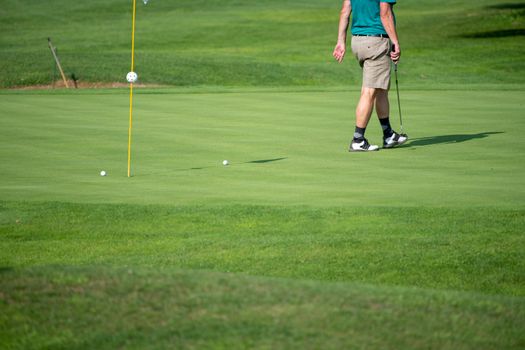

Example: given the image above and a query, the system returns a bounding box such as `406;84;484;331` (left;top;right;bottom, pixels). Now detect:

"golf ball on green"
222;160;229;166
100;170;107;176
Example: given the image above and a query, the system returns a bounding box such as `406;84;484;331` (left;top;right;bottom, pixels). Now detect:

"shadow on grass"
189;157;287;170
486;3;525;10
461;29;525;38
245;157;287;164
189;166;214;170
144;157;288;174
404;132;503;147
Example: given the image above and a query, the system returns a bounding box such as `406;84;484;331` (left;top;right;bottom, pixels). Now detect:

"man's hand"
391;42;401;63
334;0;351;64
333;42;346;63
380;3;401;64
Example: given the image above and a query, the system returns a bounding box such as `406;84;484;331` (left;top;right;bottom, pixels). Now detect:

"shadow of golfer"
405;132;503;147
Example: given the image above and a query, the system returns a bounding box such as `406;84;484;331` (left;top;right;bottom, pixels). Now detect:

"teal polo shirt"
351;0;396;36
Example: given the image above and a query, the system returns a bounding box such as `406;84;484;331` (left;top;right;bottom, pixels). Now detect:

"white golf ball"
222;160;229;166
126;71;138;83
100;170;107;176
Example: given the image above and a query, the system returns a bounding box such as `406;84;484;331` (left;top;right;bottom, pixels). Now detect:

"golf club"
393;62;406;137
391;43;406;137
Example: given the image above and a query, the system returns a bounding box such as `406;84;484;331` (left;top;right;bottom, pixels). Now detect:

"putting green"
0;88;523;207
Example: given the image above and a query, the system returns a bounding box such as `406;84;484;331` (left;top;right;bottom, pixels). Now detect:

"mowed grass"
0;89;524;207
0;0;524;88
1;201;524;295
1;88;525;348
1;0;525;348
1;267;524;349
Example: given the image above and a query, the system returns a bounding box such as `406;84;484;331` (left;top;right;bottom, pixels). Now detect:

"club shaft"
394;64;403;133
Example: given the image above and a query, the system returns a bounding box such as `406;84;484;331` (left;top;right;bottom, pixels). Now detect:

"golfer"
333;0;407;151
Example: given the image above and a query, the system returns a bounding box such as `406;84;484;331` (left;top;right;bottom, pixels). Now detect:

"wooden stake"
47;38;69;88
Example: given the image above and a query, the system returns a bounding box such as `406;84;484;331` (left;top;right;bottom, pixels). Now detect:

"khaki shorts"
351;36;391;90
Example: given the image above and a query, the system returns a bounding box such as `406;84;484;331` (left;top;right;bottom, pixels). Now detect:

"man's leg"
375;88;389;121
375;89;393;137
356;87;377;129
350;87;379;151
375;88;408;148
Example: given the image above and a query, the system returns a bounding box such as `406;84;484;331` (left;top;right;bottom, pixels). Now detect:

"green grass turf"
1;0;524;88
1;201;524;295
1;267;524;349
0;89;524;206
1;87;525;348
1;0;525;348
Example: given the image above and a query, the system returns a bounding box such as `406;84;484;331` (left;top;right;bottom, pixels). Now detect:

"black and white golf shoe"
349;138;380;152
383;132;408;149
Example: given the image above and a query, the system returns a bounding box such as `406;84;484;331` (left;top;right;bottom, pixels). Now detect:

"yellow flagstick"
127;0;137;178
